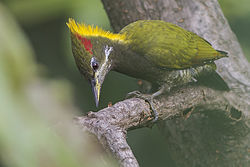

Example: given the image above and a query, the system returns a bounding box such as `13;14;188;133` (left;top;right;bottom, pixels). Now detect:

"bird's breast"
113;48;169;84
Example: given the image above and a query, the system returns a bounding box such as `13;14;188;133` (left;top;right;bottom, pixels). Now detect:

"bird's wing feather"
120;20;225;69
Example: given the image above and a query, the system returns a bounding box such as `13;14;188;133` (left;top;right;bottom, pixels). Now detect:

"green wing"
120;20;227;69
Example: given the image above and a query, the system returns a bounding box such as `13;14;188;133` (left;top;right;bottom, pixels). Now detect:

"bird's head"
67;18;125;107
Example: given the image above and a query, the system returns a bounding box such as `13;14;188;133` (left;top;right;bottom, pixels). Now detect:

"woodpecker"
67;19;227;121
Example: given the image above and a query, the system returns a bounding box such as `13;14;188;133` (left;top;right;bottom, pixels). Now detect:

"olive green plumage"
68;19;228;107
120;20;226;69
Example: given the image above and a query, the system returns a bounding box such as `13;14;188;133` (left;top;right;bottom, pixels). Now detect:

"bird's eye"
92;62;99;71
91;57;99;71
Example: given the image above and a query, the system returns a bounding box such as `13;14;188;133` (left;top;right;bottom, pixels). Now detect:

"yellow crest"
66;18;125;42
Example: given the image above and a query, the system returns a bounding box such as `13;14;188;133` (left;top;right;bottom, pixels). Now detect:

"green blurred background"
0;0;249;167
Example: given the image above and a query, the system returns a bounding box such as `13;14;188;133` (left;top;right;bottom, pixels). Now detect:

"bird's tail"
216;50;228;58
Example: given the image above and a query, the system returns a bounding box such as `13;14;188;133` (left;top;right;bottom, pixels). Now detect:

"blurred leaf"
0;3;36;91
0;3;116;167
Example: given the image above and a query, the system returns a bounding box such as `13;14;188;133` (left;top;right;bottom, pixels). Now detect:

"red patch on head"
76;34;93;54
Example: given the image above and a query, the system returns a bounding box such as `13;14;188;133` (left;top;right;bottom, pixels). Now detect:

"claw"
126;90;159;122
126;90;142;99
144;98;159;122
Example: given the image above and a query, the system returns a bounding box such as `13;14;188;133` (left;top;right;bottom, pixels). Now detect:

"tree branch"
76;0;250;166
76;86;244;166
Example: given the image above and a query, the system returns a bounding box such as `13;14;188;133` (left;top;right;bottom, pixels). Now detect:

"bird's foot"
126;91;159;122
126;90;144;99
146;97;159;122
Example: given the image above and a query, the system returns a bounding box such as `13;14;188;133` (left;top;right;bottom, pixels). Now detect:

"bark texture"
76;0;250;166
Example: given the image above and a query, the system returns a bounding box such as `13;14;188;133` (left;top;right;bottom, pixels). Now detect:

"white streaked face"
89;45;113;107
104;45;113;60
90;45;113;72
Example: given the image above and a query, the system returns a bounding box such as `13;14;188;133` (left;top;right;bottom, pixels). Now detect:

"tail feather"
216;50;228;58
